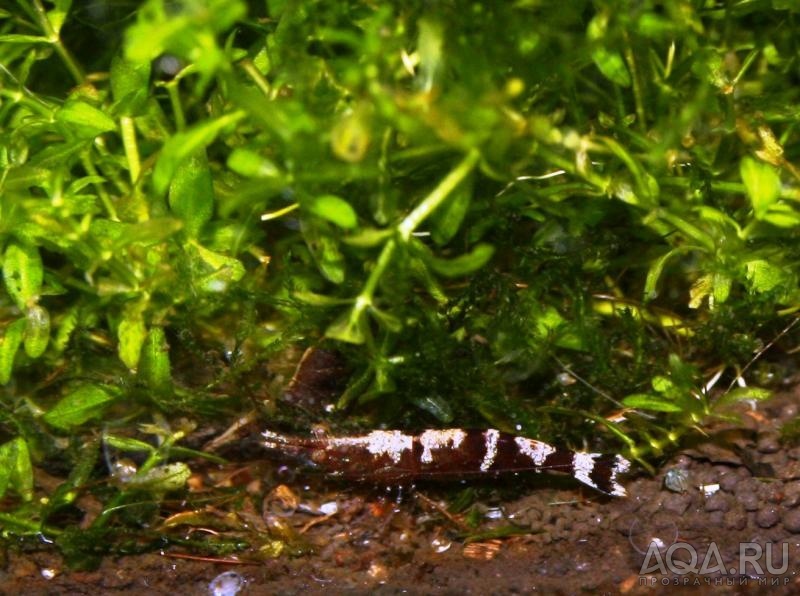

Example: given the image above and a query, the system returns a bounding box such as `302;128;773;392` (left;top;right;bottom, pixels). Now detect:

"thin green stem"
120;116;141;184
29;0;84;85
81;153;119;221
398;148;481;240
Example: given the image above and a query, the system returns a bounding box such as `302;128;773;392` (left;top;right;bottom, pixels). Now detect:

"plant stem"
120;116;141;184
398;148;480;240
29;0;84;85
353;148;481;318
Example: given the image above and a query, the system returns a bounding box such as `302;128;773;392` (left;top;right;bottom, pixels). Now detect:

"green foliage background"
1;0;800;562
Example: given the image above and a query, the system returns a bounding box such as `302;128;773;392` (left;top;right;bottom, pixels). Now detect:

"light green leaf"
43;384;116;430
0;438;33;501
0;34;50;43
188;242;246;293
741;156;781;219
425;243;495;278
110;53;151;113
644;247;685;301
138;327;172;396
306;195;358;230
302;221;346;284
3;242;43;309
326;308;368;344
622;393;683;413
761;203;800;228
56;99;117;138
744;259;789;294
124;462;190;492
169;151;214;238
591;48;631;87
227;148;282;179
153;111;246;194
0;318;26;385
24;305;50;358
714;386;771;409
118;303;146;370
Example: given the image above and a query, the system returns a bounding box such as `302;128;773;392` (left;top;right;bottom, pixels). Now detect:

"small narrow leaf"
622;393;683;413
425;244;495;278
43;384;116;430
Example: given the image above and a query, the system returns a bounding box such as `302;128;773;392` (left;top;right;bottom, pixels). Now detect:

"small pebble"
719;473;739;493
756;507;781;529
760;483;784;505
756;432;781;454
782;509;800;533
662;493;692;515
737;491;760;512
783;482;800;508
704;493;730;513
724;508;747;531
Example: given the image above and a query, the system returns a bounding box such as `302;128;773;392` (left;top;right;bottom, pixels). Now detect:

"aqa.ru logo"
640;541;789;576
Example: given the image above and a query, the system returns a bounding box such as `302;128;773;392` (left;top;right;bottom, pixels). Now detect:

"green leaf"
43;384;116;430
342;227;394;247
0;318;26;385
153;111;245;194
0;34;50;43
425;243;495;278
187;242;246;293
3;242;43;309
56;99;117;138
714;386;772;409
644;247;686;301
744;259;789;294
306;195;358;230
430;173;473;245
302;221;346;284
168;151;214;238
110;53;151;113
761;203;800;228
124;462;190;492
591;48;631;87
103;434;156;453
227;148;282;179
118;303;146;370
741;156;781;219
138;327;172;396
622;393;683;413
24;304;50;358
326;308;368;344
0;438;33;501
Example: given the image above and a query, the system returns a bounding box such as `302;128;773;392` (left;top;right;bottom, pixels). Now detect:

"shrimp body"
262;428;630;497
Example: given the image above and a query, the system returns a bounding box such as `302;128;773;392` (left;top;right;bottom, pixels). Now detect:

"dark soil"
5;387;800;595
